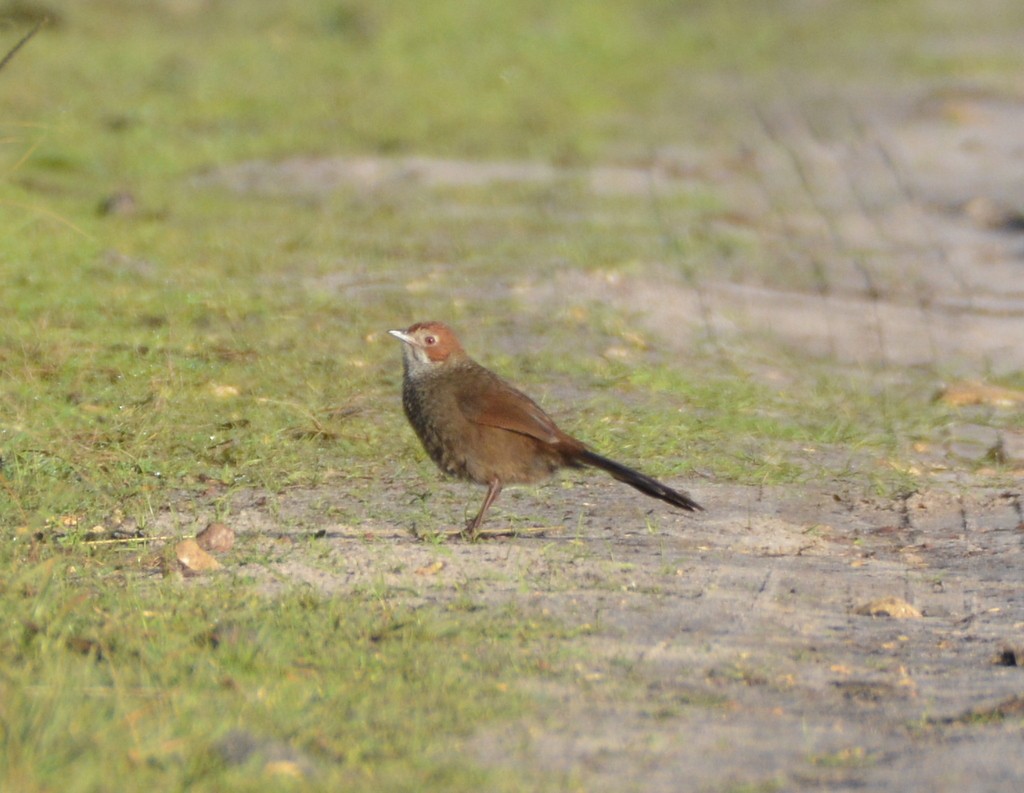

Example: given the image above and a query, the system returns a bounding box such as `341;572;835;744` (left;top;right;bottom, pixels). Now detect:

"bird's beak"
388;329;416;346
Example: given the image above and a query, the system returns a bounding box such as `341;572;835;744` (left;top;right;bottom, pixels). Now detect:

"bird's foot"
411;525;560;542
463;525;561;540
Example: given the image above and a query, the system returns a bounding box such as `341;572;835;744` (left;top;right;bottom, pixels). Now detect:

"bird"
388;321;703;537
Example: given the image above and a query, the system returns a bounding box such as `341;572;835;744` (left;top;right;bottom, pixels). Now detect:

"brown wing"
456;375;564;444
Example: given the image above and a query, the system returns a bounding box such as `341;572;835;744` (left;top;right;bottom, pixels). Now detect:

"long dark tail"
577;450;703;512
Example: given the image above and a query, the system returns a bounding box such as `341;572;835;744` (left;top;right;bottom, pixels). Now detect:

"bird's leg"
463;477;502;538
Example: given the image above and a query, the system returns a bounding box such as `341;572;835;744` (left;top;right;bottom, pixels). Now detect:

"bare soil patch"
164;476;1024;791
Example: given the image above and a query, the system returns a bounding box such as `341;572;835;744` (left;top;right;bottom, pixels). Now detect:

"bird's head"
388;321;466;375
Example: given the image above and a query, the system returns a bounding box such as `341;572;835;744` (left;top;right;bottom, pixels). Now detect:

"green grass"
2;1;1024;790
0;542;567;792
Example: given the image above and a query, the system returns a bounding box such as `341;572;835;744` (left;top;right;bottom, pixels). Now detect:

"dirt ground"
197;90;1024;790
231;479;1024;792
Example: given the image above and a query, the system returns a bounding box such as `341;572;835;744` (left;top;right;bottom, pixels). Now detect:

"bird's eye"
424;336;437;345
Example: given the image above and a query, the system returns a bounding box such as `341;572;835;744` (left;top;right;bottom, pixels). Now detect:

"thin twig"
0;17;46;74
